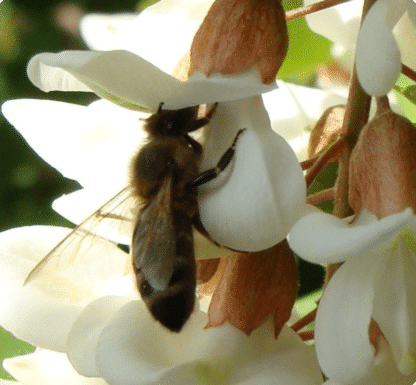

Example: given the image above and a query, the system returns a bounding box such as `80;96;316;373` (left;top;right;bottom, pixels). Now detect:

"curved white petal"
372;232;416;375
67;296;132;377
322;334;416;385
3;349;107;385
406;0;416;28
81;0;214;74
288;207;414;264
0;226;84;351
27;50;276;111
304;0;363;52
264;82;346;161
314;250;381;383
199;97;306;251
94;300;323;385
2;98;146;189
356;0;402;96
394;11;416;70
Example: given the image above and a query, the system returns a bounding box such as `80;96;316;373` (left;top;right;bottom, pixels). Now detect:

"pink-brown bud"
205;240;298;337
308;105;345;158
349;99;416;218
189;0;288;84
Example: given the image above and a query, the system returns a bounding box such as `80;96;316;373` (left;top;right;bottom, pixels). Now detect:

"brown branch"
305;137;347;188
291;308;317;332
301;154;320;171
402;63;416;83
298;330;315;341
285;0;350;21
307;188;335;205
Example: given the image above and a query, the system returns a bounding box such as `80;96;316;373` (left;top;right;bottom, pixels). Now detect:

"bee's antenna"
158;102;165;113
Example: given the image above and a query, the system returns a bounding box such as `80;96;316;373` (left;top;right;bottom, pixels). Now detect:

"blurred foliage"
0;0;331;379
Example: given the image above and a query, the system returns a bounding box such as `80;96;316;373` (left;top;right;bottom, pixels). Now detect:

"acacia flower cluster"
1;0;416;384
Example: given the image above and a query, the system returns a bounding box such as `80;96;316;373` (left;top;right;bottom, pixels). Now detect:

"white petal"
66;296;132;377
324;339;416;385
304;0;363;52
315;250;381;383
27;50;276;111
52;187;135;245
3;349;107;385
356;0;402;96
81;0;214;74
372;233;416;375
264;82;346;161
2;99;146;189
198;97;306;251
288;207;414;264
0;226;84;351
95;300;323;385
394;11;416;70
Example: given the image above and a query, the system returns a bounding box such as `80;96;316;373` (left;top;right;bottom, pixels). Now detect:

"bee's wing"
24;186;137;285
132;175;176;291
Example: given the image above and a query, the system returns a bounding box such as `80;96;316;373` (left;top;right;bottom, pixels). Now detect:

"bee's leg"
191;128;246;187
187;103;219;133
185;135;203;154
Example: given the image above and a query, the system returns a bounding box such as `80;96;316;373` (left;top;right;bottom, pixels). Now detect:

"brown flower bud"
349;99;416;218
205;240;298;337
189;0;288;84
308;105;345;158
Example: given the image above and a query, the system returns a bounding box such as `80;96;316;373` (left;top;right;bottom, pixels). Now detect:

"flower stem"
305;137;346;188
306;188;335;205
402;63;416;83
327;0;378;282
291;308;317;332
285;0;350;21
332;0;378;218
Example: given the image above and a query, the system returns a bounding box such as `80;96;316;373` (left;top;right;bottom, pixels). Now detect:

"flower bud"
189;0;288;84
308;105;345;158
205;240;298;337
349;99;416;218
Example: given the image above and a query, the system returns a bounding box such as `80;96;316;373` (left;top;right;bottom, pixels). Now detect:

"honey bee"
24;102;245;332
131;102;245;332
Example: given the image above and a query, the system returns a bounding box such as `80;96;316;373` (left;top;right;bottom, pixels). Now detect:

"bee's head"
145;103;199;137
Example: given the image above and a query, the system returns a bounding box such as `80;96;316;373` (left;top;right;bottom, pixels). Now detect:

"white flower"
288;206;416;383
0;225;324;385
24;47;307;253
304;0;416;96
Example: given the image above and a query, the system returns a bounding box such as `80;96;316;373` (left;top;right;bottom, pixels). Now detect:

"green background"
0;0;332;380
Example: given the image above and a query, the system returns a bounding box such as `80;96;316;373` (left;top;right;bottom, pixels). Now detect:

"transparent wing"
132;176;176;291
24;186;139;285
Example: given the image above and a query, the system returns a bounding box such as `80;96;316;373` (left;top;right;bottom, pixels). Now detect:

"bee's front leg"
191;128;246;187
187;102;219;133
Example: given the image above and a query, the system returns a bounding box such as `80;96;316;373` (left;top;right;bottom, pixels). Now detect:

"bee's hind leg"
191;128;246;188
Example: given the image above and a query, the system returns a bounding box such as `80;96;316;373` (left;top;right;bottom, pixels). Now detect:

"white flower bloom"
304;0;416;96
2;79;346;252
288;207;416;383
0;225;324;384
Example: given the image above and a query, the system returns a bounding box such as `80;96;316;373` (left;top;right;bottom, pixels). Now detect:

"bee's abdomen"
139;209;197;332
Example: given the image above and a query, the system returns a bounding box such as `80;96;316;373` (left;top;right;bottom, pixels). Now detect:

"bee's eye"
164;120;173;131
140;279;155;297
